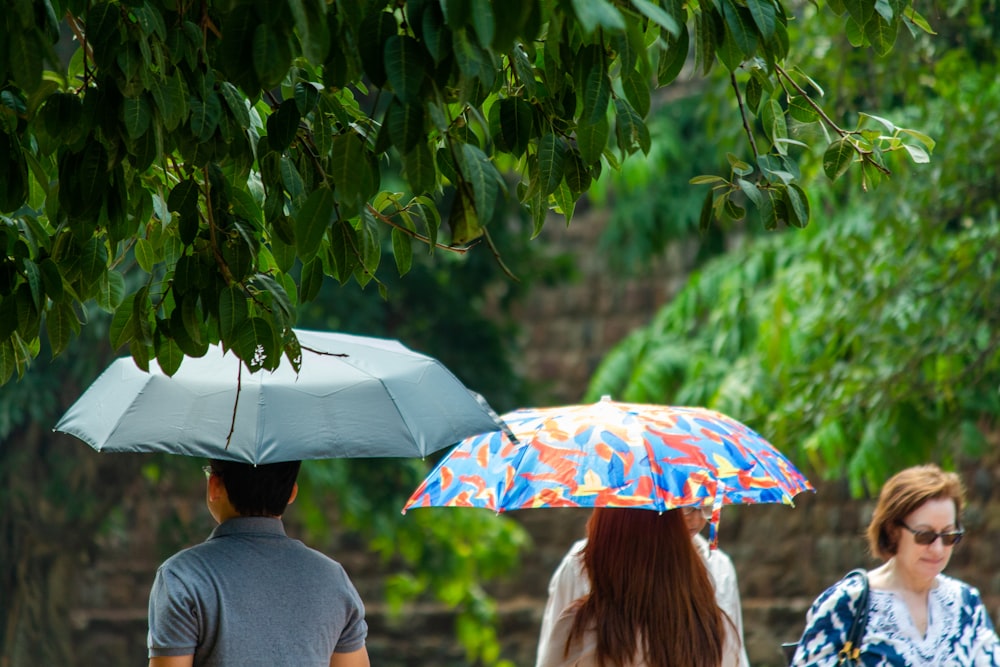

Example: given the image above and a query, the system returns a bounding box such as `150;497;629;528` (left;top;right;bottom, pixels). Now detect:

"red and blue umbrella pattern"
402;398;814;544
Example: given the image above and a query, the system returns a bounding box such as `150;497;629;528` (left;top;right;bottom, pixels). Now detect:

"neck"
882;559;936;596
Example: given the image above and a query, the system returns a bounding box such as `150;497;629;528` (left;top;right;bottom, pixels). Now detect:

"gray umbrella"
54;329;507;464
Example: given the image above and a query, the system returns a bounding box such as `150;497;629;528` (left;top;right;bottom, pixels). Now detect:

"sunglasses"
897;521;964;546
682;505;714;520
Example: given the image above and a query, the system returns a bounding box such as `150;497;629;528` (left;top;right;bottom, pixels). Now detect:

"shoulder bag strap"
836;568;870;665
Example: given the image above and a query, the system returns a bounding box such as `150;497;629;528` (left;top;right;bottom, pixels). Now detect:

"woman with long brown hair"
537;507;741;667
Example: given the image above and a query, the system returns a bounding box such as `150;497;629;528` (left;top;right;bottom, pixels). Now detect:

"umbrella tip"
600;394;612;402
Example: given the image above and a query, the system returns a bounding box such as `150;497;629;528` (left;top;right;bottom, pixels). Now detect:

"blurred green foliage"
588;1;1000;495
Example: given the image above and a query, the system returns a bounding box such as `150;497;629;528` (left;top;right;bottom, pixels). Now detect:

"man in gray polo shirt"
147;459;369;667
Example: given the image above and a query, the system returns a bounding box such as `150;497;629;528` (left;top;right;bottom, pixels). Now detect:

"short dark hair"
209;459;301;517
866;464;965;560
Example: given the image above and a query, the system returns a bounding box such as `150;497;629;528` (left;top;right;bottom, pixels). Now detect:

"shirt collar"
208;516;287;540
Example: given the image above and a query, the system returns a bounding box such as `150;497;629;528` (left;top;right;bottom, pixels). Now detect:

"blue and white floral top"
792;572;1000;666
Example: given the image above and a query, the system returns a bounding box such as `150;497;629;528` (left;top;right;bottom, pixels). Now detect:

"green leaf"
453;28;494;89
110;292;139;351
695;6;721;75
384;35;426;104
401;142;436;195
537;133;568;196
359;11;397;87
576;115;609;165
843;0;874;27
329;219;359;284
189;90;222;143
788;96;819;123
716;24;744;71
582;65;612;126
75;141;110;216
459;143;499;220
657;24;689;85
897;128;936;151
219;284;249;343
497;98;533;157
902;144;930;164
387;98;425;154
330;133;376;209
745;75;763;114
38;258;63;302
630;0;680;36
299;257;324;303
267;99;301;153
251;272;295;324
761;99;788;152
220;82;251;129
621;69;651;119
97;270;125;313
152;71;189;132
294;185;335;261
0;341;14;384
864;13;897;56
571;0;626;34
510;44;539;97
564;150;592;195
234;317;279;372
168;179;200;219
737;178;763;207
448;188;481;245
421;2;449;63
690;175;728;185
294;82;321;116
845;16;865;47
135;239;156;273
123;95;151;140
551;181;576;223
391;228;413;277
823;138;855;181
470;0;496;48
698;189;714;232
78;238;108;289
253;23;292;90
783;183;810;228
901;7;935;35
154;336;184;376
613;99;651;156
746;0;777;39
8;28;42;92
722;0;758;58
0;297;18;342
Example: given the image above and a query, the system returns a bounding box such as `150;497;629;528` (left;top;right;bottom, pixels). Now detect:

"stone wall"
66;207;1000;666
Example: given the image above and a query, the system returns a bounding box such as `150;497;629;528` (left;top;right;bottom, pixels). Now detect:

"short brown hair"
866;464;965;560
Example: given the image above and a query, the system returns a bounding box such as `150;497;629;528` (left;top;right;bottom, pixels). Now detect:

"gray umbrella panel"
55;330;505;463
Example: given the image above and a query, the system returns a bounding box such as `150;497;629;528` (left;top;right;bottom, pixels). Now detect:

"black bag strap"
836;568;870;664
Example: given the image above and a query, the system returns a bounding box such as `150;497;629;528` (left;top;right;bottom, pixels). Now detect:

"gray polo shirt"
148;516;367;666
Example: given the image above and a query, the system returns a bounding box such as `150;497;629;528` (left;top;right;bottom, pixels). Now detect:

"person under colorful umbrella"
404;397;814;667
536;503;750;667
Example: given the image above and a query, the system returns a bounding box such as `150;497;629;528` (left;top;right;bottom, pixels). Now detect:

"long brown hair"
567;508;728;667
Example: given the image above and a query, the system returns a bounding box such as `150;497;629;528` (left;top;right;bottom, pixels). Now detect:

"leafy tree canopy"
587;4;1000;493
0;0;933;381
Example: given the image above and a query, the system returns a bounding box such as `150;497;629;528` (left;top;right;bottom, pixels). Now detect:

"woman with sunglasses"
790;464;1000;665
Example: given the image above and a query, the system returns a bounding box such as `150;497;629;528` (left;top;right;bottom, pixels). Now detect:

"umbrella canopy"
55;329;506;464
402;398;813;543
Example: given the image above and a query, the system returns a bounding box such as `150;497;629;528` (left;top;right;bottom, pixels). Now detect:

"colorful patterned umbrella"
402;398;814;545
